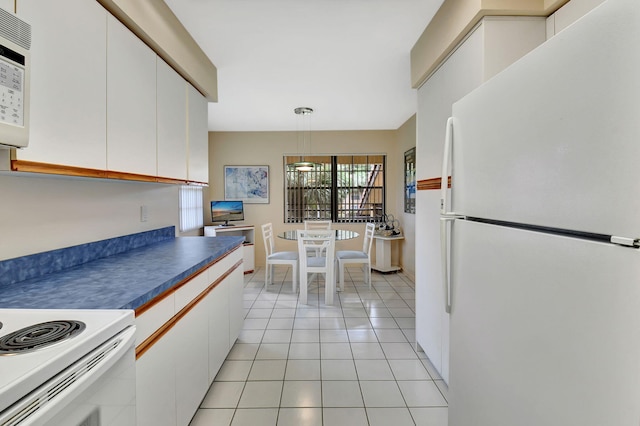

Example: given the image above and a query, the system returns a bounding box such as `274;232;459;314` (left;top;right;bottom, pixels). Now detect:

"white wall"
0;173;179;260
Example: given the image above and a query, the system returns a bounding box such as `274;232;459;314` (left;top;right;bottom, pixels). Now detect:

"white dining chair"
262;223;298;292
297;229;336;305
303;220;332;256
304;220;332;230
336;223;376;291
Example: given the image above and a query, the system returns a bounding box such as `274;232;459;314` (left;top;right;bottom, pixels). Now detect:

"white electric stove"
0;309;136;426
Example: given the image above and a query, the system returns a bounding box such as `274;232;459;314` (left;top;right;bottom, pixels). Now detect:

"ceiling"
163;0;444;132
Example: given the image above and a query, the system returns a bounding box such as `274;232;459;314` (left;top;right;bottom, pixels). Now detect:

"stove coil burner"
0;320;86;355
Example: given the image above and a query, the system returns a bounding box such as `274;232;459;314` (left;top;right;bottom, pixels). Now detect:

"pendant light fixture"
291;107;318;172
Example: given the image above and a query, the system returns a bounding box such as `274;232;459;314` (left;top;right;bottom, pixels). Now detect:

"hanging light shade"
293;161;315;172
291;107;319;172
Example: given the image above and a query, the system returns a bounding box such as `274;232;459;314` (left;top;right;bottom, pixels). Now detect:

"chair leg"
339;260;345;292
325;268;334;306
366;263;372;290
264;262;270;290
292;262;298;293
300;271;307;305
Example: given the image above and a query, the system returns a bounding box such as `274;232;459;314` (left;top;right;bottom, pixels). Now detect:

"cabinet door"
243;244;255;273
208;277;229;383
157;58;187;180
17;0;107;169
136;327;177;426
187;84;208;183
174;300;209;426
228;267;245;346
106;15;156;176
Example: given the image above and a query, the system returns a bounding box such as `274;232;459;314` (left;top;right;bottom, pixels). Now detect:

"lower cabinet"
208;272;230;382
135;324;177;426
175;300;210;426
135;248;244;426
228;267;244;347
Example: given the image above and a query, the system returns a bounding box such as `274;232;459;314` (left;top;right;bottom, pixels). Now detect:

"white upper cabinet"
187;84;209;183
106;15;156;176
17;0;107;169
13;2;205;183
157;58;187;180
0;1;12;12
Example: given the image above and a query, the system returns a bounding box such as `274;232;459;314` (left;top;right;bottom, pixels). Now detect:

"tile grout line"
202;266;426;425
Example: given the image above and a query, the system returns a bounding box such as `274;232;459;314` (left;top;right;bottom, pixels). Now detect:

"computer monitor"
210;200;244;226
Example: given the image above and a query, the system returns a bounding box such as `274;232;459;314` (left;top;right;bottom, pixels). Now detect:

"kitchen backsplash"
0;226;175;287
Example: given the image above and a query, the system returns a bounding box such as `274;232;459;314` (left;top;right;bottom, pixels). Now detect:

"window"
284;155;385;223
179;185;203;232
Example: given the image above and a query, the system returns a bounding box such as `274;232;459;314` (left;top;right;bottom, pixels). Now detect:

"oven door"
0;326;136;426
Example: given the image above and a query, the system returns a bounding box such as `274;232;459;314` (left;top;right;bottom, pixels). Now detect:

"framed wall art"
404;148;416;214
224;165;269;204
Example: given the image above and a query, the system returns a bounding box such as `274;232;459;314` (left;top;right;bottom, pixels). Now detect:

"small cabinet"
157;58;187;181
106;14;157;176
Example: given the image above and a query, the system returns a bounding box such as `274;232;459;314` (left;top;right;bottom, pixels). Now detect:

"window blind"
179;185;203;232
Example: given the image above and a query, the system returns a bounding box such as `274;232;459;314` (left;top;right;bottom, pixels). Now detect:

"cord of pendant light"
293;107;316;172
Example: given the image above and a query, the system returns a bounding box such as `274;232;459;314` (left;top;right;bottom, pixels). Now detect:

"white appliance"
439;0;640;425
0;7;30;148
0;309;136;426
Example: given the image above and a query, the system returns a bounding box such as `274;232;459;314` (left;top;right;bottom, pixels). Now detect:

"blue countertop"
0;236;244;310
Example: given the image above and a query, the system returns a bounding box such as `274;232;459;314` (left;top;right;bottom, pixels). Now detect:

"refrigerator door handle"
441;117;454;215
440;216;454;314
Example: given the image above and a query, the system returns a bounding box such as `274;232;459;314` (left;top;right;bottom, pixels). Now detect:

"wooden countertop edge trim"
417;176;451;191
135;258;243;360
10;159;205;185
134;245;242;317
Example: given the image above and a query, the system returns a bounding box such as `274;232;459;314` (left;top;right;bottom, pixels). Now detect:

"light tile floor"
189;266;448;426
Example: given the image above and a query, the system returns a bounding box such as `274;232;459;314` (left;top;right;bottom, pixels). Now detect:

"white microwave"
0;7;30;149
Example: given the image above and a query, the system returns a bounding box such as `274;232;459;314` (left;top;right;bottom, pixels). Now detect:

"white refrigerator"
440;0;640;424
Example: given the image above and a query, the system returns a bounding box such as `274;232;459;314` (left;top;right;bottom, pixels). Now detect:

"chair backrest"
261;223;275;255
297;229;335;272
304;220;332;230
362;222;376;255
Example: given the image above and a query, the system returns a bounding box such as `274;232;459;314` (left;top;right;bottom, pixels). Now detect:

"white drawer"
208;248;243;284
135;294;174;345
174;268;209;312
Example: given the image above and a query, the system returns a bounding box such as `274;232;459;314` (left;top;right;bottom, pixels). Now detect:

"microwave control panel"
0;55;24;127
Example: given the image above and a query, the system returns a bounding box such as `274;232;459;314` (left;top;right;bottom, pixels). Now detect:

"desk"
204;225;255;273
278;229;359;241
372;234;404;273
